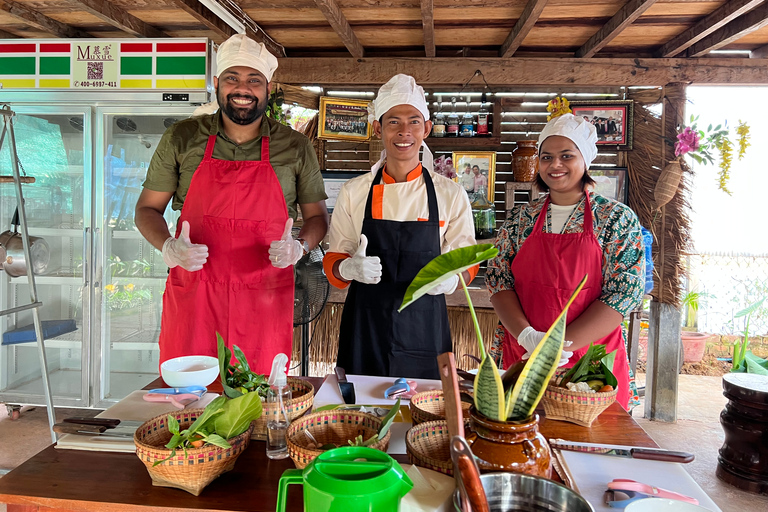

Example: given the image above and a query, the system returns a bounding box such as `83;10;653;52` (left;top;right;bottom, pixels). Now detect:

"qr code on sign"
87;62;103;80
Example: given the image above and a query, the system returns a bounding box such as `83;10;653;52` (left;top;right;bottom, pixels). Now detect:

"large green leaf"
399;244;498;312
213;390;263;439
474;355;506;421
734;297;766;318
506;274;588;421
217;333;242;399
744;351;768;376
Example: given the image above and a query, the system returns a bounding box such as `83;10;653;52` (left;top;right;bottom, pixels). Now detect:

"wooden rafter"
751;42;768;59
575;0;658;58
244;27;285;59
0;28;19;38
168;0;234;42
0;0;91;38
313;0;364;59
656;0;763;58
499;0;548;58
273;57;768;86
420;0;435;58
70;0;165;38
687;2;768;57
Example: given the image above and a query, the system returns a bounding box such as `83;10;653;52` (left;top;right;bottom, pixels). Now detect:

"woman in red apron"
486;113;645;410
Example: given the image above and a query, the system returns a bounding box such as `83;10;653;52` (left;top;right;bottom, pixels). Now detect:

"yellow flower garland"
736;120;750;160
718;138;733;195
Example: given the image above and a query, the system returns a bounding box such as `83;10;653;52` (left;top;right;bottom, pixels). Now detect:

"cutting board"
558;447;721;512
55;391;220;453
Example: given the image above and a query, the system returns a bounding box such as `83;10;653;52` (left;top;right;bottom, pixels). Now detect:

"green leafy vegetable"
217;332;270;399
560;343;617;388
213;390;264;439
378;399;401;438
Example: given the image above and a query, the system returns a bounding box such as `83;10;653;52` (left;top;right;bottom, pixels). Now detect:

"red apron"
501;194;631;409
159;134;294;376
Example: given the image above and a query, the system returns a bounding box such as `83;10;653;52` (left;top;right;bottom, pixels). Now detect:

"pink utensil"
142;392;200;409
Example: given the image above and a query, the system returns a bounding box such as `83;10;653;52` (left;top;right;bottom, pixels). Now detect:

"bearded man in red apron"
135;35;328;375
485;113;644;409
323;75;478;379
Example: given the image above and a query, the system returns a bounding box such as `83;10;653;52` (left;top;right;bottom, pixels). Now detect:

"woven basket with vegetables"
216;334;313;439
541;343;618;427
134;391;262;495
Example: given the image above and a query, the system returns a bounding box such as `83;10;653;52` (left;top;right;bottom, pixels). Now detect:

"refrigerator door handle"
83;227;89;286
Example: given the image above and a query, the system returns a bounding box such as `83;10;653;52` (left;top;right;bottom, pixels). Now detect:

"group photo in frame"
318;97;372;141
570;100;634;149
590;168;628;204
452;151;496;203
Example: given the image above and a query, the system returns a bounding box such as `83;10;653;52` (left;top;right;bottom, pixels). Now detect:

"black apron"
336;167;452;379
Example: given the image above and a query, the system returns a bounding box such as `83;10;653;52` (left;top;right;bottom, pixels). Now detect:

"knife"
549;439;695;463
61;417;143;429
334;367;356;404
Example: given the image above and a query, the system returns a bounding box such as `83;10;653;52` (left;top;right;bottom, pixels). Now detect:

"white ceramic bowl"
625;498;713;512
160;355;219;388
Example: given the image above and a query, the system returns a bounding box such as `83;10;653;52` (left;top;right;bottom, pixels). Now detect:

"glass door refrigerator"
0;38;211;410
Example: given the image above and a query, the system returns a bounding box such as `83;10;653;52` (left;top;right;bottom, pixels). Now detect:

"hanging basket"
654;159;683;208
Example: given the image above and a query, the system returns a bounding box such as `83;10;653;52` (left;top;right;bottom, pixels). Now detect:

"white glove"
162;221;208;271
518;326;574;367
338;235;382;284
427;274;459;295
268;218;304;269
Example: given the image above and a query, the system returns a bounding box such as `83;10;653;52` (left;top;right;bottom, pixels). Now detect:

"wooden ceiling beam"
0;0;91;38
499;0;549;58
273;57;768;87
656;0;763;58
69;0;165;38
168;0;234;42
420;0;435;58
575;0;658;58
687;3;768;57
0;28;19;38
313;0;364;59
751;42;768;59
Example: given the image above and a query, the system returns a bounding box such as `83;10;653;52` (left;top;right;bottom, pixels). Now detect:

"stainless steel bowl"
453;472;594;512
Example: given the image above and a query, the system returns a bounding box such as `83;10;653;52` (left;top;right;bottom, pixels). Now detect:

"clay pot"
512;140;539;182
466;407;552;478
681;331;710;363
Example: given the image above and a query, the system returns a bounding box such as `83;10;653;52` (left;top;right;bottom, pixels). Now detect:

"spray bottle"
266;353;291;459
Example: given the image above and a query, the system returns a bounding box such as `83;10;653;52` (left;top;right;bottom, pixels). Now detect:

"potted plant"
399;244;587;476
679;289;711;364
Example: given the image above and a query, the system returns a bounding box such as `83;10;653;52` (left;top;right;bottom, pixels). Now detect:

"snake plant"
400;244;587;422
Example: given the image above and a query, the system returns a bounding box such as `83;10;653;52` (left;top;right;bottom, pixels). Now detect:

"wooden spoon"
437;352;469;510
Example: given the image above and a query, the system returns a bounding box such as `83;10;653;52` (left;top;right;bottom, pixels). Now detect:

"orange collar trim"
382;163;423;184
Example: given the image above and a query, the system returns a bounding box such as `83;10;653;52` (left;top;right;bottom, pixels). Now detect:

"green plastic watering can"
276;446;413;512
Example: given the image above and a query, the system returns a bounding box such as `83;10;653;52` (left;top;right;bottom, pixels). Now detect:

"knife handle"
631;448;695;463
334;367;347;382
53;423;107;434
62;417;120;428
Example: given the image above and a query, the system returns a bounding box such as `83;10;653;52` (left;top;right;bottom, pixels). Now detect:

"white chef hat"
216;34;278;82
369;74;433;173
538;113;599;169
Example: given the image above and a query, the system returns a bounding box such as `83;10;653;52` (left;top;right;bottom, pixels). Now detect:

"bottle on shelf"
447;97;460;137
433;101;446;138
477;93;490;136
266;353;291;460
460;97;474;137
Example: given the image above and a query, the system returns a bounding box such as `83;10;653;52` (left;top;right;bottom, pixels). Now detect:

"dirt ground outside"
636;351;733;376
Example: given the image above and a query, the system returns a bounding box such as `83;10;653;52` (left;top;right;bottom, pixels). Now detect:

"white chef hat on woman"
216;34;278;81
368;74;433;173
538;113;599;169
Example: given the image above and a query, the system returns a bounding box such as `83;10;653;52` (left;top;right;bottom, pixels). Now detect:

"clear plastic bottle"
266;353;291;459
447;97;460;137
433;103;446;137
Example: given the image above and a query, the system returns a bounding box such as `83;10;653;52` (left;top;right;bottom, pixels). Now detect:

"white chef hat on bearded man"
216;34;278;81
537;113;599;169
368;74;433;173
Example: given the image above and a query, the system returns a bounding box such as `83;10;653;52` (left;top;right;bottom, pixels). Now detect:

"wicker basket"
286;410;391;469
541;378;618;427
134;408;253;496
409;390;472;426
405;420;453;476
252;377;314;439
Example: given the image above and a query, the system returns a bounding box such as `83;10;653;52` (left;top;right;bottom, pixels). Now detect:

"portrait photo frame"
569;100;634;149
590;168;628;204
321;170;368;213
318;97;372;142
452;151;496;203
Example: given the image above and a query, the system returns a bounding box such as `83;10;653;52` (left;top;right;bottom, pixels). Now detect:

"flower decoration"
673;115;750;195
546;96;572;121
433;154;457;179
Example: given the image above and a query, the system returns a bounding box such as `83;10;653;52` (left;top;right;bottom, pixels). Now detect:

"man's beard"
217;89;267;126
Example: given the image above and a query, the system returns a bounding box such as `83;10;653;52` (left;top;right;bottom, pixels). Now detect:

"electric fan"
293;244;330;376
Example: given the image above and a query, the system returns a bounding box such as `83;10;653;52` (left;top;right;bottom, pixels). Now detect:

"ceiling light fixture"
198;0;245;34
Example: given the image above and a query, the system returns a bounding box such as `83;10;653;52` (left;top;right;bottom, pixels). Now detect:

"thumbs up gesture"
268;218;304;269
338;235;382;284
162;221;209;271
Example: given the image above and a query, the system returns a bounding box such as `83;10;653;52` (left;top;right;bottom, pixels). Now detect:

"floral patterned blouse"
485;191;645;371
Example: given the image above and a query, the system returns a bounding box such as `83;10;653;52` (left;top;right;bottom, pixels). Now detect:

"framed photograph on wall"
452;151;496;203
570;100;634;149
590;168;628;204
318;97;372;141
321;171;367;212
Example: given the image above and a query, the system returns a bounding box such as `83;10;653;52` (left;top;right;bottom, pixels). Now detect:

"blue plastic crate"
2;319;78;345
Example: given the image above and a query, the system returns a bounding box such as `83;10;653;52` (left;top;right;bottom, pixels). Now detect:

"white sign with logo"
72;42;118;89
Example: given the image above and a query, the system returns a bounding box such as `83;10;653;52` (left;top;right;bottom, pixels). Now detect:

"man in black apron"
324;74;477;379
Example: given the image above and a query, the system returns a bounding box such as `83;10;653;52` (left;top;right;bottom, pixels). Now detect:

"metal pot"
0;209;50;277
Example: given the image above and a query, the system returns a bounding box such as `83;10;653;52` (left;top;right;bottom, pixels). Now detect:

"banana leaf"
399;244;498;312
506;274;588;421
744;351;768;375
474;354;506;421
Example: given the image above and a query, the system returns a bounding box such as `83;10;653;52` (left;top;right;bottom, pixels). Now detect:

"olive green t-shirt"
142;113;327;219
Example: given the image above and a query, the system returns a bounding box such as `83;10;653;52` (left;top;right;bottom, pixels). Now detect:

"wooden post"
644;82;687;422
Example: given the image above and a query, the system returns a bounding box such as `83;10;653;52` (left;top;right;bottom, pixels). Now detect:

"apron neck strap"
203;135;217;159
535;192;593;234
261;136;270;162
363;166;439;221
